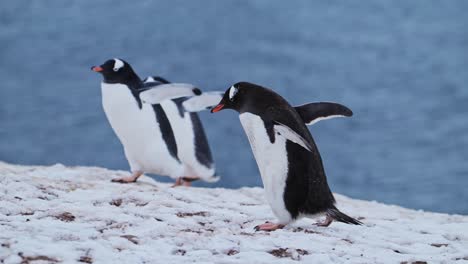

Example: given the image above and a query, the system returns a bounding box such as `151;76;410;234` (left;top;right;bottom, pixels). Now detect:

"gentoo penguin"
91;58;218;186
211;82;361;231
142;75;219;186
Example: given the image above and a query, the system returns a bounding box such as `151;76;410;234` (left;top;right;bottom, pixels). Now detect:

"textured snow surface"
0;162;467;264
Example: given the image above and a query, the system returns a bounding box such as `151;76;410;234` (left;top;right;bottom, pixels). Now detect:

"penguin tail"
203;171;221;183
327;207;362;225
204;174;220;183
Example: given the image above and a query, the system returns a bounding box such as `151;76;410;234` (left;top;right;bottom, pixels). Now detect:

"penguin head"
211;82;255;113
91;58;139;84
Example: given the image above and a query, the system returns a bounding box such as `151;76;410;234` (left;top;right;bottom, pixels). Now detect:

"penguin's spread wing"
139;83;202;105
273;121;313;152
182;92;224;112
294;102;353;125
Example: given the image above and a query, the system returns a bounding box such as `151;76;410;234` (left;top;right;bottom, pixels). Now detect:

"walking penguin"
211;82;361;231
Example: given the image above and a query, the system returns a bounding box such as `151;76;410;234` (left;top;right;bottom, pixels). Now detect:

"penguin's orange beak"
211;103;224;113
91;66;103;72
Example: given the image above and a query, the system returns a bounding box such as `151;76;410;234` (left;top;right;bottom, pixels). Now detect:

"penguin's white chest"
239;113;292;223
101;83;182;177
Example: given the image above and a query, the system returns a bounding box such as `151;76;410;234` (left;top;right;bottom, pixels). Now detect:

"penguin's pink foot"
182;180;192;187
111;171;143;184
254;221;285;232
314;215;333;227
172;177;199;187
172;178;184;187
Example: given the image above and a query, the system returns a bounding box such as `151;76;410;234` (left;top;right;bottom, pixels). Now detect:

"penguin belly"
101;83;183;178
239;112;292;224
160;100;216;180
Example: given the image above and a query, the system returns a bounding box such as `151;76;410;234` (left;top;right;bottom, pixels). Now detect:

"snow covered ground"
0;162;467;264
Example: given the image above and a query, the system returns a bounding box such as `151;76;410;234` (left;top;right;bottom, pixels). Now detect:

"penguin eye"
113;67;119;72
229;86;238;101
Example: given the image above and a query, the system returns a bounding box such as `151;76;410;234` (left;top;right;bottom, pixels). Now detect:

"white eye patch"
113;58;124;72
229;86;238;101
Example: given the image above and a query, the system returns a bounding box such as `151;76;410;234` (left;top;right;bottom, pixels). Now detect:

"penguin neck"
125;77;144;91
104;72;143;109
104;70;143;91
128;79;144;109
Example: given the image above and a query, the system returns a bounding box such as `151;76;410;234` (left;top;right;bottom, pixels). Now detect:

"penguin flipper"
139;83;202;104
182;92;224;112
143;76;170;84
295;102;353;125
203;174;221;183
273;121;313;152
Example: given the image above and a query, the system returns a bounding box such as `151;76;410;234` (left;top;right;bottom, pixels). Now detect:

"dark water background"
1;1;467;214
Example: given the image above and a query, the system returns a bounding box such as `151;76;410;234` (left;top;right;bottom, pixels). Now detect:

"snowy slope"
0;162;467;264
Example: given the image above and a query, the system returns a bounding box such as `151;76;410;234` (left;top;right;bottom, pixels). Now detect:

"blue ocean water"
0;1;467;214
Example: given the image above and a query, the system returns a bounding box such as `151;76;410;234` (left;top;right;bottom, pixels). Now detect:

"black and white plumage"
211;82;360;231
91;58;217;185
140;83;223;112
142;76;218;184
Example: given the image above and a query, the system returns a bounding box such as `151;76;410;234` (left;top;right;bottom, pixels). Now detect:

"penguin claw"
172;177;195;187
172;178;184;187
254;221;269;230
254;222;284;232
314;216;333;227
111;171;143;184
